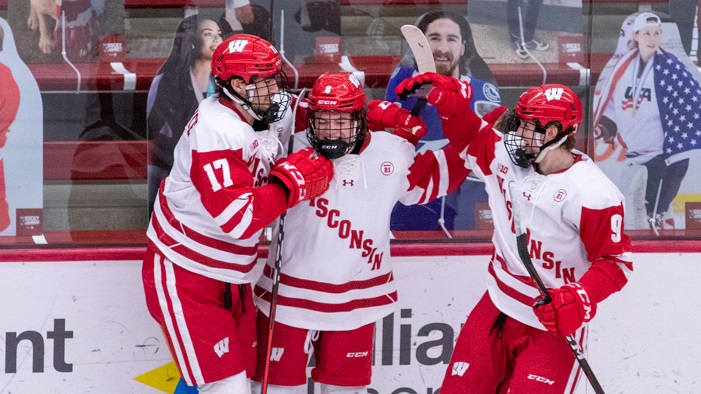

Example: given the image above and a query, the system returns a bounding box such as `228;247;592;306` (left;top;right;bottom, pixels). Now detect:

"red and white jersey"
254;131;470;331
456;112;633;329
147;94;301;284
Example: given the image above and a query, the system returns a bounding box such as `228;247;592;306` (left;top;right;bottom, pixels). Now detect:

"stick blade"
400;24;436;74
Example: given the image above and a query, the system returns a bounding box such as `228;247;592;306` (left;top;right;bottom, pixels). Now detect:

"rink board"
0;253;698;393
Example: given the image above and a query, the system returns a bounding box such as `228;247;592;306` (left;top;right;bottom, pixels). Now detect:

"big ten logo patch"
381;162;394;176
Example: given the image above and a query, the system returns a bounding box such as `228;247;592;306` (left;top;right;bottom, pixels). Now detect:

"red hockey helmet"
308;72;366;112
307;72;367;159
212;33;282;85
504;84;583;167
514;84;583;134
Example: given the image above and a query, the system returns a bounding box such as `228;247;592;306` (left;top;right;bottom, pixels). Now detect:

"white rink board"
0;254;699;393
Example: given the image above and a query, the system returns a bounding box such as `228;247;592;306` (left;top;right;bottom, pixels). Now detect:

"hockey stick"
508;181;606;394
400;25;453;238
261;88;307;394
400;24;436;116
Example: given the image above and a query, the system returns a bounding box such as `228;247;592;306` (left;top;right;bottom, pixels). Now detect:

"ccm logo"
346;352;368;358
527;374;555;385
318;100;338;105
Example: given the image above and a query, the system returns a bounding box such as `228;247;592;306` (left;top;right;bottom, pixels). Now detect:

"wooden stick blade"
400;25;436;74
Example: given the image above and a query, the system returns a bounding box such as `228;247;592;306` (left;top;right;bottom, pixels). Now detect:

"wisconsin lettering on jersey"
495;174;515;234
526;228;576;283
248;154;269;187
310;197;384;270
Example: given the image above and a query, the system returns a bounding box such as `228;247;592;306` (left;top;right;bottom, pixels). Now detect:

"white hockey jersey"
456;112;633;329
254;131;470;331
147;94;300;284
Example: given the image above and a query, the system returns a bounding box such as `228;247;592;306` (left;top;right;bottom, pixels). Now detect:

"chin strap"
534;134;568;164
222;85;263;121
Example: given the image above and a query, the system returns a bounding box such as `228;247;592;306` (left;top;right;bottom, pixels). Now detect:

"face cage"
502;111;547;168
306;110;365;160
245;70;291;124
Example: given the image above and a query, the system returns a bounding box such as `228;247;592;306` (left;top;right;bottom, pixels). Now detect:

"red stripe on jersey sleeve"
254;285;398;313
466;125;501;177
441;105;482;152
190;148;289;239
579;204;632;263
407;146;470;202
263;264;394;293
191;147;254;216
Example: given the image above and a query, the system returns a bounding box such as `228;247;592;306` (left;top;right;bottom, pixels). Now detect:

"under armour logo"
270;347;285;362
544;87;564;101
342;179;354;187
451;362;469;376
213;337;230;358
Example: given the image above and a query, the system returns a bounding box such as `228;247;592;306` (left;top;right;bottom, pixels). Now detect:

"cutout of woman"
146;15;223;213
593;12;701;233
0;17;43;236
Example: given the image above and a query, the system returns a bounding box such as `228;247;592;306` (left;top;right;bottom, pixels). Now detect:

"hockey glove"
367;100;427;146
533;282;597;338
270;147;334;207
394;72;473;119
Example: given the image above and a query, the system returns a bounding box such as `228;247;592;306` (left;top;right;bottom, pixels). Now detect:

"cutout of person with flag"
593;12;701;233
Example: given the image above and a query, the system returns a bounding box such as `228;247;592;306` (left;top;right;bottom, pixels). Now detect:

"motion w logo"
227;39;248;53
270;347;285;362
451;361;469;377
213;337;229;358
544;88;564;101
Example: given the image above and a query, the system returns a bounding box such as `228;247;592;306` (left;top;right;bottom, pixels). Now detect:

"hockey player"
251;72;471;393
141;34;334;394
396;73;633;393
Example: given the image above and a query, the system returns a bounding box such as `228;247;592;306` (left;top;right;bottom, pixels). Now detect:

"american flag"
655;50;701;164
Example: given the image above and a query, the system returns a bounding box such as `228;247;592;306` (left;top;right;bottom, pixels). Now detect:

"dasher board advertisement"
0;254;699;393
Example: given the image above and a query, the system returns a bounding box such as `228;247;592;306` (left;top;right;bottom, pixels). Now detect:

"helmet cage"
220;70;291;124
503;111;569;168
307;109;366;160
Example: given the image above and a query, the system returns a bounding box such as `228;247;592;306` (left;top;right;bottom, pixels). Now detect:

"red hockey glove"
533;282;597;338
367;100;427;146
270;147;333;207
394;72;472;119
